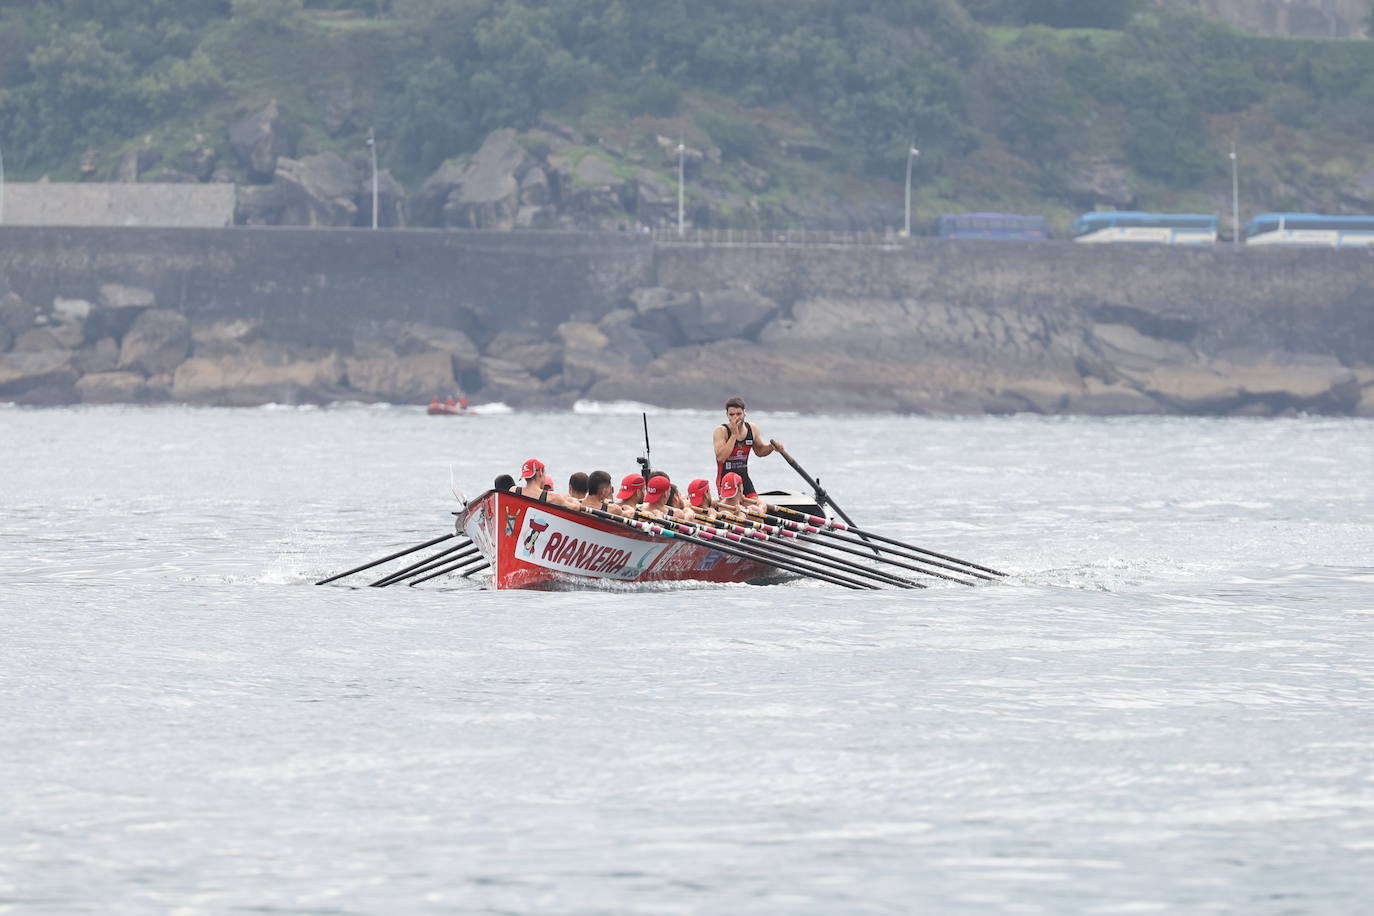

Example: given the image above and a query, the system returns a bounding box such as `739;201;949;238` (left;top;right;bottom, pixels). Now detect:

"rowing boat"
426;402;473;416
456;489;793;590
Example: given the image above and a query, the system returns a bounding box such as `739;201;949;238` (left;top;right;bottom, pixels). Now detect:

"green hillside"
3;0;1373;234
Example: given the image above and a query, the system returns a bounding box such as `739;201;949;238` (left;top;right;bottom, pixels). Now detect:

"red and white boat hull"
457;490;785;590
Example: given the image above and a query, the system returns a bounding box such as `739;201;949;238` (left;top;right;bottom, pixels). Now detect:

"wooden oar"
766;504;1006;578
768;440;880;555
736;508;981;585
409;555;489;586
316;532;458;585
590;508;873;589
370;542;479;587
691;512;925;589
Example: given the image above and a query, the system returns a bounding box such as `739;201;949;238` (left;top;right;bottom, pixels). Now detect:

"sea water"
2;405;1372;914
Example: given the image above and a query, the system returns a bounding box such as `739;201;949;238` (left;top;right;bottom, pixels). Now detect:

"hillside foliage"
2;0;1373;223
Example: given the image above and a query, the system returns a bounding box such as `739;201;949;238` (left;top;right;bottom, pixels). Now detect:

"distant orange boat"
427;397;472;416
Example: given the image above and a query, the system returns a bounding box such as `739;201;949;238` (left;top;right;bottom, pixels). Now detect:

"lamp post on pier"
1229;140;1240;250
903;143;920;237
367;127;379;230
677;138;685;238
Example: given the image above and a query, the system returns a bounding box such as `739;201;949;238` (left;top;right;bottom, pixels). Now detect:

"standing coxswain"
712;396;782;505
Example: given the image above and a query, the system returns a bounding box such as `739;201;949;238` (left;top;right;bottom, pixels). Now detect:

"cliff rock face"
1188;0;1368;36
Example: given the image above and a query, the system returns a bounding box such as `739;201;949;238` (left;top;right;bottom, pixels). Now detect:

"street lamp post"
903;144;920;237
677;139;685;238
367;127;379;230
1229;140;1239;250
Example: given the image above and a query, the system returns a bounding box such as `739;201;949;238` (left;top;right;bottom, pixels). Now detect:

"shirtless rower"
608;472;645;517
714;471;761;519
580;470;614;510
514;458;578;508
567;472;589;501
637;475;677;519
685;478;717;521
712;396;782;507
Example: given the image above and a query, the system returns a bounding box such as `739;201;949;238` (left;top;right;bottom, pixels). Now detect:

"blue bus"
937;213;1048;240
1242;213;1374;247
1072;211;1217;245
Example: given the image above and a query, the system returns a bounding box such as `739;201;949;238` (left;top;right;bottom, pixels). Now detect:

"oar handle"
769;439;869;535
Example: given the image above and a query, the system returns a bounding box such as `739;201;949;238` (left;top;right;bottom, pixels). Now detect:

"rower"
609;472;645;517
514;458;551;499
567;472;589;501
581;470;614;510
640;475;690;520
715;471;768;518
685;478;716;520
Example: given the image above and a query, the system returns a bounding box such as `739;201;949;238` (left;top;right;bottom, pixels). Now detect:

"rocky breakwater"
0;283;487;407
565;242;1374;417
3;233;1372;416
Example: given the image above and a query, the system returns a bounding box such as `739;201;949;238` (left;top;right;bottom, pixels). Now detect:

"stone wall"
1;226;1371;414
3;183;237;228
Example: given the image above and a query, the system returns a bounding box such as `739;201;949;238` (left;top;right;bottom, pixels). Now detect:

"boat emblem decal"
522;518;550;555
504;509;517;537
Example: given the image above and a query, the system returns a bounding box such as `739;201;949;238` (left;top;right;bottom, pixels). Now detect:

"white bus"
1072;211;1217;245
1243;213;1374;247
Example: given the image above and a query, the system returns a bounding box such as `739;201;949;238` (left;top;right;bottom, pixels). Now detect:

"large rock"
0;350;77;398
476;355;546;404
118;309;191;375
396;324;480;371
1126;351;1360;413
274;152;359;226
235;182;286;225
345;351;456;401
690;288;780;343
174;138;220;182
230;100;291;181
77;371;150;403
0;292;36;336
13;328;64;353
172;352;345;405
486;330;562;378
410;128;535;229
72;338;120;374
597;308;663;367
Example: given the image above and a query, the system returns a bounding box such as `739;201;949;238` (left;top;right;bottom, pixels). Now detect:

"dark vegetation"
2;0;1373;229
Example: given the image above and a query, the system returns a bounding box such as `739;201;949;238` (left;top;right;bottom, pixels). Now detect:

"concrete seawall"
1;226;1371;414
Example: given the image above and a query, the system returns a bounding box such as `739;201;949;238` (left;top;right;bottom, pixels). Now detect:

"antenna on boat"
449;465;466;505
636;412;651;476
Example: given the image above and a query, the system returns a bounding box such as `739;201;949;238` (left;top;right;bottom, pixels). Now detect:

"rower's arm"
751;428;779;457
712;426;734;463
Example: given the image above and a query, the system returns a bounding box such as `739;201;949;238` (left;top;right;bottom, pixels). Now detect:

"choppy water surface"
2;406;1372;914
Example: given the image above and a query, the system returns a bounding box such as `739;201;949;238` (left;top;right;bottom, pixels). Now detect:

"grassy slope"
4;6;1372;232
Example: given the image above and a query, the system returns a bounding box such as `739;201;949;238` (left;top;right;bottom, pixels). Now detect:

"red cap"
687;478;711;507
719;472;742;498
519;458;545;482
645;475;670;501
616;473;645;500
